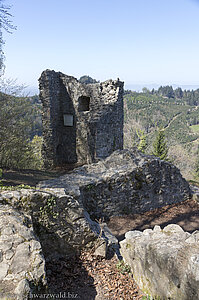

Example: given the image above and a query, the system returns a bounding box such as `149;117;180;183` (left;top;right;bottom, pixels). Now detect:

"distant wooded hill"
124;87;199;180
124;88;199;143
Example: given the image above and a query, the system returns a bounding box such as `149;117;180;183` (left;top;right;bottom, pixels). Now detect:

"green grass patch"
116;260;131;275
190;124;199;133
189;179;199;187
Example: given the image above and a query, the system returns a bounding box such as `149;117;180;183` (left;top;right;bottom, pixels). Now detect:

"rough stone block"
0;205;46;299
120;225;199;300
38;149;192;221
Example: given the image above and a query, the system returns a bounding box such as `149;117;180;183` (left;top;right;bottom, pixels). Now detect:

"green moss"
39;196;58;221
0;184;33;191
126;243;131;249
20;196;31;211
136;275;163;300
163;230;172;236
86;184;94;191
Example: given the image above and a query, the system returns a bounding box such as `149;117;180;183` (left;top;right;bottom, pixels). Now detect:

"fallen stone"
94;240;107;257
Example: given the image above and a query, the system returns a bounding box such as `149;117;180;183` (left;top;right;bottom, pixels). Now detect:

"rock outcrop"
38;149;192;221
0;187;118;298
0;149;193;298
0;204;46;300
0;189;101;259
0;149;191;261
120;224;199;300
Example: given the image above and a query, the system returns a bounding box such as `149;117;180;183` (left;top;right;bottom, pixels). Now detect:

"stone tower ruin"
39;70;124;169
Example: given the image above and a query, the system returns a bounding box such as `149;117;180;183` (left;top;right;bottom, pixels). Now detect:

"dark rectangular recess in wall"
78;96;90;112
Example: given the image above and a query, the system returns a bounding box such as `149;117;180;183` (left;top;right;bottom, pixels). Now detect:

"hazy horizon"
2;0;199;93
24;81;199;97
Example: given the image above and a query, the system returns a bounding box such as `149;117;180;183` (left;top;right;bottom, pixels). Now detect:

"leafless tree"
0;0;16;74
0;0;16;33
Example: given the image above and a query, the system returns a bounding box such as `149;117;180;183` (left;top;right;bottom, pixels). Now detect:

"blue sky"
2;0;199;93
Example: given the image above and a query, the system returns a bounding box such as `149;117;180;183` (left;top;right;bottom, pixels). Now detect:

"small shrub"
116;260;131;274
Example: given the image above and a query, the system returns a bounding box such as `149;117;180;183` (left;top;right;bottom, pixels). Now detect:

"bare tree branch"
0;0;16;33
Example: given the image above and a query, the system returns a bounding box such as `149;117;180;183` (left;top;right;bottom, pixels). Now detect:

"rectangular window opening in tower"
78;96;90;112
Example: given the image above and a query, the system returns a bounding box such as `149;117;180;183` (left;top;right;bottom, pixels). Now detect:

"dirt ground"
46;251;145;300
45;196;199;300
108;198;199;241
1;168;73;187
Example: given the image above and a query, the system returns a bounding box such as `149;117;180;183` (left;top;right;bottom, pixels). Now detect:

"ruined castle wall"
37;149;192;222
39;70;124;168
39;71;60;167
94;81;123;158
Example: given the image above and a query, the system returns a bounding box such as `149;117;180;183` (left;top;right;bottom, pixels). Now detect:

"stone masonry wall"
39;70;124;169
38;149;192;221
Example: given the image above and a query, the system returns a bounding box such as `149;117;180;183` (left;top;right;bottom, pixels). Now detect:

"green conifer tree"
152;128;168;161
136;129;147;153
194;146;199;179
